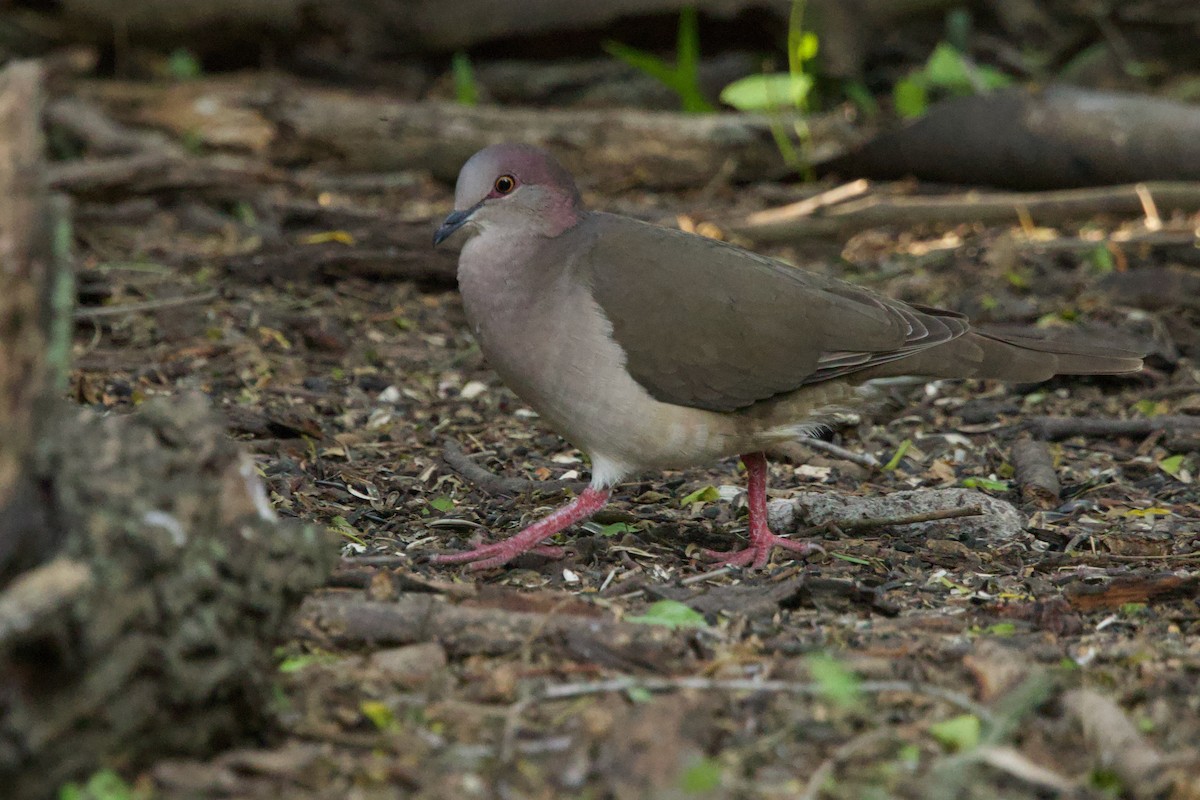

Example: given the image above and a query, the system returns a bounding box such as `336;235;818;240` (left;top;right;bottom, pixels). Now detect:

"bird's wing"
577;213;969;412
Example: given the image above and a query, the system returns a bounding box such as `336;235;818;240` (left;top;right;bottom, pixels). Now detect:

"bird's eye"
493;175;516;194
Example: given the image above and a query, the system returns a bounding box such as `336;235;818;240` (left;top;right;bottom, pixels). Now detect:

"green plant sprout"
603;7;715;113
893;10;1013;118
718;0;818;170
451;51;479;106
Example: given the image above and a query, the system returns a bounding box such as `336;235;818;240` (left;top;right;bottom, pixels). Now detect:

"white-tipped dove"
431;143;1142;570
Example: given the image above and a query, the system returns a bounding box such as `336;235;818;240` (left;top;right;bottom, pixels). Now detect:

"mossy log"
0;61;337;800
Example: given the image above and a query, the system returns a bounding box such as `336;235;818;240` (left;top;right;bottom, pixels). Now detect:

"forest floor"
65;94;1200;799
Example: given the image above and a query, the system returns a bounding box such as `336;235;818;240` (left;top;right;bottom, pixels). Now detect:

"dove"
431;143;1141;570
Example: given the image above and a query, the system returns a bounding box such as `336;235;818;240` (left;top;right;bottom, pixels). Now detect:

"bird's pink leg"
702;452;823;569
431;487;611;570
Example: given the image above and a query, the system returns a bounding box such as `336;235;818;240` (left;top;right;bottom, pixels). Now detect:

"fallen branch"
797;436;880;469
796;504;983;537
47;151;280;198
0;558;92;645
1063;573;1199;612
799;729;892;800
536;676;993;723
1064;689;1171;799
45;96;179;157
266;92;858;188
821;86;1200;190
73;290;218;320
441;439;588;497
733;181;1200;243
1010;438;1060;509
1024;415;1200;440
293;593;688;669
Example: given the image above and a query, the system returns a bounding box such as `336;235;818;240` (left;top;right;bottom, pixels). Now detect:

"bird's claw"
701;535;824;570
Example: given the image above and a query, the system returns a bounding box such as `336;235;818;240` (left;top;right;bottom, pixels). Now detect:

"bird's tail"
859;330;1143;383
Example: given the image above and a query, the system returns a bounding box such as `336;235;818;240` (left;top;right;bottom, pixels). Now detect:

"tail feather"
856;330;1142;383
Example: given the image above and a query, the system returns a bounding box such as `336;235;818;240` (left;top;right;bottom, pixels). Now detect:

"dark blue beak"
433;204;479;246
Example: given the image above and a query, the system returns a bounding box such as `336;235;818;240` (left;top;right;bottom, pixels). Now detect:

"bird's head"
434;143;583;246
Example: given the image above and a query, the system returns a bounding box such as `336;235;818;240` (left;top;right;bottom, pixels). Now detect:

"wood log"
0;61;57;581
0;62;336;800
821;86;1200;190
267;90;859;188
0;396;337;800
73;77;863;189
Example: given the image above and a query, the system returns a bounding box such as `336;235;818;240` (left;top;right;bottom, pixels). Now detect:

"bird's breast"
456;239;744;470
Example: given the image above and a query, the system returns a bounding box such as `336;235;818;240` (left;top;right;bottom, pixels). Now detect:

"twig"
1010;438;1060;509
799;728;891;800
1064;689;1171;798
613;564;737;600
732;181;1200;243
1134;183;1163;231
536;676;993;723
798;436;880;469
45;96;179;157
1025;415;1200;440
0;558;93;645
73;290;219;320
743;179;871;226
441;439;588;497
794;505;983;537
975;746;1077;794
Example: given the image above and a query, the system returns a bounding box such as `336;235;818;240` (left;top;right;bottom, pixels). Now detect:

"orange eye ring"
493;175;516;194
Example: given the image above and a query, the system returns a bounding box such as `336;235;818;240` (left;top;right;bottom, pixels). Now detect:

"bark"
0;397;337;800
821;86;1200;190
267;90;856;188
0;62;336;799
0;61;57;582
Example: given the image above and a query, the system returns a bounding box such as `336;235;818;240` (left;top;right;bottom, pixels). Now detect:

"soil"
65;153;1200;798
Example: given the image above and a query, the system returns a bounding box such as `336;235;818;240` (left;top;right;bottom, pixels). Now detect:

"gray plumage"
430;143;1142;569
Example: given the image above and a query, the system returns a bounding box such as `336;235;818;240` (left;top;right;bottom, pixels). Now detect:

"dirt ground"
60;140;1200;799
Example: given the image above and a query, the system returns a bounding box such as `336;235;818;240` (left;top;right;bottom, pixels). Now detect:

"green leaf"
603;40;677;85
830;552;872;566
430;496;456;512
603;7;714;114
929;713;981;751
626;599;708;629
625;686;654;703
924;43;973;91
1159;454;1186;478
680;485;720;506
679;756;723;792
58;770;147;800
597;522;634;537
167;48;202;80
278;652;338;673
451;51;479;106
1133;398;1166;417
360;700;396;730
795;31;820;62
893;78;928;118
975;64;1014;89
960;476;1010;491
720;73;814;111
983;622;1016;636
806;652;862;709
843;80;879;117
882;439;911;471
330;515;366;546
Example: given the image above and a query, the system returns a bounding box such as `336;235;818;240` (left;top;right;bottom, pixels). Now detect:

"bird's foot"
430;540;566;570
702;534;824;570
429;486;611;571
